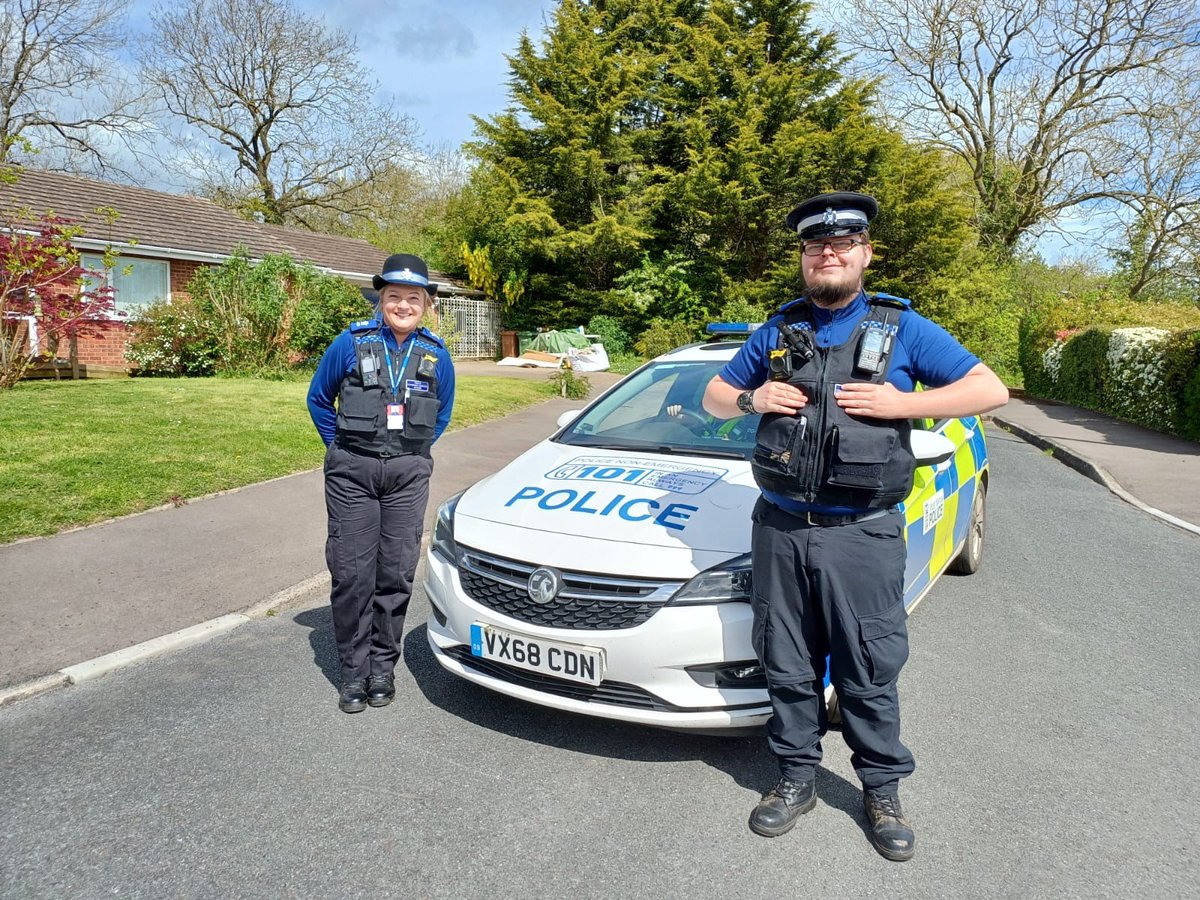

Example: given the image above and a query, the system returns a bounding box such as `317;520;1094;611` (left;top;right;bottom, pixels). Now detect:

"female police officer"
307;253;455;713
704;193;1008;860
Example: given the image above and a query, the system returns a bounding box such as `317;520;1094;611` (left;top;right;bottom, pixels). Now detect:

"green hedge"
1026;321;1200;440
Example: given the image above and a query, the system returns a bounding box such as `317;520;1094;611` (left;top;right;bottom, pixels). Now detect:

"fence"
440;295;501;359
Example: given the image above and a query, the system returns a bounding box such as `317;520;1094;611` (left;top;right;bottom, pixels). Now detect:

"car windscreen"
555;358;760;460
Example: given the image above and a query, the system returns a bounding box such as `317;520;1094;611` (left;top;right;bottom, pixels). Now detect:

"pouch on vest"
752;414;809;480
404;394;439;441
337;384;381;432
826;424;897;489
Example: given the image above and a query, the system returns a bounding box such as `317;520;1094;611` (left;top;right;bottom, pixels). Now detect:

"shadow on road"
294;606;340;688
401;623;865;820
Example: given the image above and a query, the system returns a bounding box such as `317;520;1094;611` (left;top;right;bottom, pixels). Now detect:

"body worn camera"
770;325;815;381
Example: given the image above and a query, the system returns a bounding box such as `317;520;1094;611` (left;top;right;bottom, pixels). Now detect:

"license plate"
469;623;605;686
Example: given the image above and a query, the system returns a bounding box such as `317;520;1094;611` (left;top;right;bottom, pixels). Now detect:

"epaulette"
777;296;809;314
349;318;381;333
870;292;911;309
415;327;446;349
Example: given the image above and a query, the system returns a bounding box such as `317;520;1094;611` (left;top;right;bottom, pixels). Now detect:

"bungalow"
0;169;500;371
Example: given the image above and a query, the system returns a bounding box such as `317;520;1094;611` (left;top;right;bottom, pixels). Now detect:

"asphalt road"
1;428;1197;899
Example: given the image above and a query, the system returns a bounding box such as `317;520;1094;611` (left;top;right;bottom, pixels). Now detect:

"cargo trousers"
323;443;433;684
750;497;915;794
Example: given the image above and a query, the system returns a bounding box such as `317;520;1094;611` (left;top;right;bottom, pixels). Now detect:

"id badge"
386;403;405;430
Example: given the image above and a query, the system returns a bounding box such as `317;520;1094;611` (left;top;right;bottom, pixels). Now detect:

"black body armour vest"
334;323;442;457
751;296;915;509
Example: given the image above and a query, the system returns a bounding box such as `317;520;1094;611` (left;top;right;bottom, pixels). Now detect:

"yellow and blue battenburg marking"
899;415;989;610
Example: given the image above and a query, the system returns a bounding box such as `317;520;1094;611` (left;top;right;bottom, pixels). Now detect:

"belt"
796;508;893;527
334;440;417;459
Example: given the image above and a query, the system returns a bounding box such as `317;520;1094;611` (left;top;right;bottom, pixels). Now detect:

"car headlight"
431;490;465;564
669;553;753;605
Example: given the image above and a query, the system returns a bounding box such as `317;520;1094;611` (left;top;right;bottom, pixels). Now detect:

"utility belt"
767;503;895;527
334;437;429;460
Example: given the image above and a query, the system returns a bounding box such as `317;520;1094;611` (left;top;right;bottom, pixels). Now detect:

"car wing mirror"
910;429;956;466
556;410;583;429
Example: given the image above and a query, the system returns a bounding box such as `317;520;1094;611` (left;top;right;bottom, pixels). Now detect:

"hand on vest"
834;381;909;419
756;381;808;416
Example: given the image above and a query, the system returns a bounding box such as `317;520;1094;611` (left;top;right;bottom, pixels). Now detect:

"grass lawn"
0;375;554;543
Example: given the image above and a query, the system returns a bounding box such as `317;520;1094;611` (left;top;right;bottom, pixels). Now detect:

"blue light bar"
705;322;762;335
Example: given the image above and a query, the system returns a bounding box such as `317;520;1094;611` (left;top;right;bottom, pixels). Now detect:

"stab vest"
751;296;915;509
335;320;444;457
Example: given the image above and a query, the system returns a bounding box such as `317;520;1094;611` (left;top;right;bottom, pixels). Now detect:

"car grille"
442;645;676;710
456;547;683;630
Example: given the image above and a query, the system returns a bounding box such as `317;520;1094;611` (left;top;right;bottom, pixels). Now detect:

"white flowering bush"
1105;327;1173;429
1042;341;1065;384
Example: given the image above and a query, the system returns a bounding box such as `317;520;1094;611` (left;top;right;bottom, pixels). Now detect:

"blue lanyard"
380;334;415;402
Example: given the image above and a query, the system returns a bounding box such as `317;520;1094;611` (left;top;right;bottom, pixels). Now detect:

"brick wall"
170;259;206;299
73;320;132;368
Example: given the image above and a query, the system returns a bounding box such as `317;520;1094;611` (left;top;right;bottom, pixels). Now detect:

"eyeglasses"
801;237;867;257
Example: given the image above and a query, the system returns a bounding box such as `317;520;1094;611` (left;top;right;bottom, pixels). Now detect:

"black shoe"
863;789;915;861
338;680;368;713
748;777;817;837
366;674;396;708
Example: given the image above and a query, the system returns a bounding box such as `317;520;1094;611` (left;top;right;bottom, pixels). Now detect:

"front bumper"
422;548;771;731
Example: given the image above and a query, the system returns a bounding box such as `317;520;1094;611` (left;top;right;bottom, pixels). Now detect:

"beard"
806;278;861;307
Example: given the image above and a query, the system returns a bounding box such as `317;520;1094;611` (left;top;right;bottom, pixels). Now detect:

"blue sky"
126;0;556;153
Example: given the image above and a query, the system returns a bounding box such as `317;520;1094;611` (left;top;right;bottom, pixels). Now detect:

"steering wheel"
672;408;717;436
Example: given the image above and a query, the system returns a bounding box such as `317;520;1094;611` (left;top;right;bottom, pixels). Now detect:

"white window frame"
79;254;171;318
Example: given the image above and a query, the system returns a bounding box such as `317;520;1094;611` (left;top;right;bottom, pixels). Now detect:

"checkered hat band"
380;268;429;286
796;209;869;234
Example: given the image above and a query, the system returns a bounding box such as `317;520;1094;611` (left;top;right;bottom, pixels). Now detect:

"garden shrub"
586;314;631;354
125;296;221;376
635;318;698;359
130;250;374;377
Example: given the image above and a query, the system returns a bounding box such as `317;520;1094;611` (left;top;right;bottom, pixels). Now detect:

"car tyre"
949;485;986;575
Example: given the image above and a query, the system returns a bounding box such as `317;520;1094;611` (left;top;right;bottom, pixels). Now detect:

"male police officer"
703;193;1007;860
307;253;455;713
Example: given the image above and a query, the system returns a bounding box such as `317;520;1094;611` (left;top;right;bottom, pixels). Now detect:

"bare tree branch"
842;0;1200;252
141;0;420;226
0;0;147;174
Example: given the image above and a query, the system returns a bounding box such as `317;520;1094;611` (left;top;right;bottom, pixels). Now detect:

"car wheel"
950;485;986;574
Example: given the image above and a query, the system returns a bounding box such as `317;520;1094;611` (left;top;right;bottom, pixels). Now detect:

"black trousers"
750;498;915;794
323;444;432;684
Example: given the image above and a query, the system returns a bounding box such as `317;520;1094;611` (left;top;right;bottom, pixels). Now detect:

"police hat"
785;191;878;239
373;253;437;295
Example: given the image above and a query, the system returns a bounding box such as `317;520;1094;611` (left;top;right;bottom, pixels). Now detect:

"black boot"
338;680;368;713
366;674;396;708
863;789;915;861
748;777;817;837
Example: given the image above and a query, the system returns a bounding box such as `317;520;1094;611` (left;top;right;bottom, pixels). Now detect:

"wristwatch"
736;390;757;415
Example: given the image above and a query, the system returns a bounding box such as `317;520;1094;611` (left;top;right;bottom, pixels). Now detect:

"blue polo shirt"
719;291;979;513
307;323;455;447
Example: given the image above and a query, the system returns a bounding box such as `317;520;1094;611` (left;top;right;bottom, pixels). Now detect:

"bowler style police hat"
785;191;878;239
373;253;437;295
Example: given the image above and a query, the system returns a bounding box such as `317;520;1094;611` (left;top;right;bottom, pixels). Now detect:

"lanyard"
380;334;416;402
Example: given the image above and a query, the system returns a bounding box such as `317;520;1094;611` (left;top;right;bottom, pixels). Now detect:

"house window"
80;254;170;316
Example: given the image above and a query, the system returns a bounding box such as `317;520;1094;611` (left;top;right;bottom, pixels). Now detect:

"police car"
423;330;989;732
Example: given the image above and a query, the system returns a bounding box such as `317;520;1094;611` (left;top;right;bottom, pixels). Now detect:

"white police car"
424;332;989;732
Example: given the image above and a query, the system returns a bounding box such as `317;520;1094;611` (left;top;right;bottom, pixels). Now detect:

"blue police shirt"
719;290;980;514
306;323;456;447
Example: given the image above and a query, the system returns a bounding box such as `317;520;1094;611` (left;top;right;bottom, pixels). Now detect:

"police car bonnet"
786;191;878;239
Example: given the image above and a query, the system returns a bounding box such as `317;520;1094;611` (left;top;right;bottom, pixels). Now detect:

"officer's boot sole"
366;694;394;708
748;793;817;837
870;839;915;862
